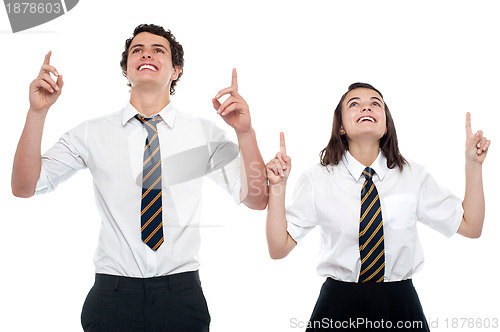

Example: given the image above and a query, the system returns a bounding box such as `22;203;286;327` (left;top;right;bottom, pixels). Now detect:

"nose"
141;49;153;60
361;105;372;112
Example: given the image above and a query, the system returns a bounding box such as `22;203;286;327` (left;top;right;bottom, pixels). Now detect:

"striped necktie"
358;167;385;283
135;114;164;251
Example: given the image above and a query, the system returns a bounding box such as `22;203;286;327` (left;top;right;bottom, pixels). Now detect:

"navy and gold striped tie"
135;115;164;251
359;167;385;283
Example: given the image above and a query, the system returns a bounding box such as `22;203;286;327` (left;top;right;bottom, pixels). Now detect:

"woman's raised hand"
266;132;292;185
465;112;490;165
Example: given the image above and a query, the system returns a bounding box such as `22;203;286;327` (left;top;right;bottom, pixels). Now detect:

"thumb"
212;98;221;111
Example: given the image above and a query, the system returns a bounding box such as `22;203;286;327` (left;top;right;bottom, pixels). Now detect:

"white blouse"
286;150;463;282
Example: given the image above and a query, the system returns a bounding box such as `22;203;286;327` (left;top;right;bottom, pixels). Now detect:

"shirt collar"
342;150;388;182
121;101;177;128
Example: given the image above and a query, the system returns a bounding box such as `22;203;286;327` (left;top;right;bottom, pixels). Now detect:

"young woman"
265;83;490;331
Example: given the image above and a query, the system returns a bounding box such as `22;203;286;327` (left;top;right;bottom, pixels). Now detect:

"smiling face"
125;32;180;90
341;88;387;144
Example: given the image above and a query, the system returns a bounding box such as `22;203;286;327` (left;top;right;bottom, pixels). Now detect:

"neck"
130;85;171;117
347;140;380;167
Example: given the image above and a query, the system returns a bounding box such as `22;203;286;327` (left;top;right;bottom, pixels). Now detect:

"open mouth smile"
138;64;158;71
357;116;376;123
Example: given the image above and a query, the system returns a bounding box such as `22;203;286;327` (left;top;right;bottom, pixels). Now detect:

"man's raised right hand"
29;51;64;113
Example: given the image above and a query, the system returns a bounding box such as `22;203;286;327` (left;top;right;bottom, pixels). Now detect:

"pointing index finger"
214;69;239;99
43;51;52;65
231;68;238;90
280;132;286;154
466;112;473;139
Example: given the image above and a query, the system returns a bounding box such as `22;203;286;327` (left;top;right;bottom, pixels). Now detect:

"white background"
1;1;498;331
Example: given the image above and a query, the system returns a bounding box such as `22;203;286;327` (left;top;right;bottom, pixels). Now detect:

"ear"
340;126;346;135
171;66;182;81
124;71;131;86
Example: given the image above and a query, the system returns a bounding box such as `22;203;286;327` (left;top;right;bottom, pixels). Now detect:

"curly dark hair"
120;24;184;95
320;82;407;171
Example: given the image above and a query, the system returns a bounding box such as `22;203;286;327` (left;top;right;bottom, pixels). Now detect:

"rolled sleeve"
34;122;88;195
34;165;50;195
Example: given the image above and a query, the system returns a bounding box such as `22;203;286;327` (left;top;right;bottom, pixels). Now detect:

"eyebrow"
129;43;168;52
346;96;383;105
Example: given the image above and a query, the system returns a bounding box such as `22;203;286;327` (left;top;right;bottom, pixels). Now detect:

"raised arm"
11;52;64;197
457;112;490;238
212;69;268;210
266;132;296;259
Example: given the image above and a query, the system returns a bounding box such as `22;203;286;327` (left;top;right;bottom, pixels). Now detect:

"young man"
12;24;268;331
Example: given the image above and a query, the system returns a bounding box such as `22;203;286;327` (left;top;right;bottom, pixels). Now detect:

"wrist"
465;159;482;171
28;106;49;118
236;127;255;140
270;181;287;194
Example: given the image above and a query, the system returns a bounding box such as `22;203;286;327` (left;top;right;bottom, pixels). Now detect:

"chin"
131;79;162;87
349;132;384;142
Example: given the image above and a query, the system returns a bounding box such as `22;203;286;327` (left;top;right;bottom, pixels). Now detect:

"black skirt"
306;278;430;331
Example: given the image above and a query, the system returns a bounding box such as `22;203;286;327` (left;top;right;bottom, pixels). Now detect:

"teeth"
358;116;375;123
139;64;157;71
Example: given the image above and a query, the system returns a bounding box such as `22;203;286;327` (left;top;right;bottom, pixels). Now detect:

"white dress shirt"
36;101;241;277
286;150;463;282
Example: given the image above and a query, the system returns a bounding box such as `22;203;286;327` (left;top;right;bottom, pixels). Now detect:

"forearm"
237;128;268;209
11;108;47;197
459;161;485;238
266;183;295;259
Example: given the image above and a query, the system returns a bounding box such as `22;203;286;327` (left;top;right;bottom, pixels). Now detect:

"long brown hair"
319;83;407;171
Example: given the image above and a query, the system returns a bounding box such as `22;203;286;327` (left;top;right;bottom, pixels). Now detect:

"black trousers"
307;278;430;331
81;271;210;332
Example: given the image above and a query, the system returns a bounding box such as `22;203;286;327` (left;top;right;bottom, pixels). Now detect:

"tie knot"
135;114;162;129
362;167;375;181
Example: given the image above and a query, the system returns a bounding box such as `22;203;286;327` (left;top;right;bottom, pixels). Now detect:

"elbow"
243;194;268;210
12;189;34;198
268;248;288;260
254;198;268;210
270;252;286;260
11;173;37;198
458;216;483;239
467;230;482;239
257;191;270;210
11;184;35;198
458;226;483;239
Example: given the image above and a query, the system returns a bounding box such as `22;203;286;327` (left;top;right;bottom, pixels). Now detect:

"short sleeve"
202;120;241;204
417;171;463;237
35;121;89;195
285;172;318;242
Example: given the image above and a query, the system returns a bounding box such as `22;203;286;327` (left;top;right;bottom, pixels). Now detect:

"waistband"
326;277;414;291
94;270;200;290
